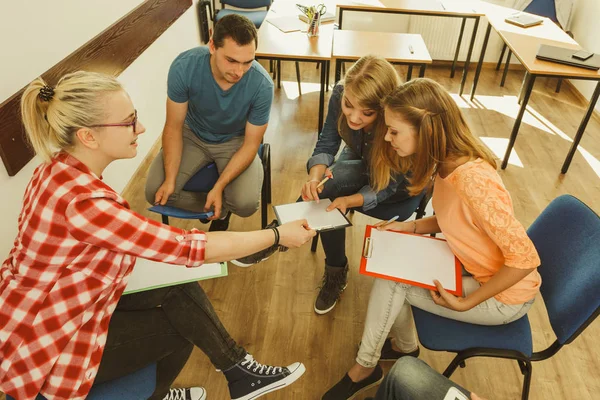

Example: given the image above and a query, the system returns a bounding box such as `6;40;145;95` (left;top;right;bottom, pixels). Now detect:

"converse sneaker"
322;364;383;400
380;338;420;361
231;220;288;267
209;211;231;232
314;264;349;314
162;386;206;400
224;354;305;400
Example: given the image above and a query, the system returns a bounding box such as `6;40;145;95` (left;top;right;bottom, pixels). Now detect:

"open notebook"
360;225;462;295
124;259;227;294
273;199;352;232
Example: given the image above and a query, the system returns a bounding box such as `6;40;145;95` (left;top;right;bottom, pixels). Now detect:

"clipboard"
273;199;352;232
124;259;227;295
359;225;462;296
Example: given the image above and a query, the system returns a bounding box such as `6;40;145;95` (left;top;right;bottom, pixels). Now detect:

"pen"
440;1;446;10
409;45;414;54
381;215;400;227
316;176;331;189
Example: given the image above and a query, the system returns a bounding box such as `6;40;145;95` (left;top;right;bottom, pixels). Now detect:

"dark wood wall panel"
0;0;192;176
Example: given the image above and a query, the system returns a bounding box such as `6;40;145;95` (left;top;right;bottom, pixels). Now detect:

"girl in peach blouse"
322;78;542;400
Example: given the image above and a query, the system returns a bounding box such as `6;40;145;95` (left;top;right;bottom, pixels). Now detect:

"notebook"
536;44;600;71
267;16;305;32
505;12;543;28
124;259;227;294
359;225;462;295
273;199;352;232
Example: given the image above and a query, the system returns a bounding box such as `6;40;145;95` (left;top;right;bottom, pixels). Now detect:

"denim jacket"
306;84;409;211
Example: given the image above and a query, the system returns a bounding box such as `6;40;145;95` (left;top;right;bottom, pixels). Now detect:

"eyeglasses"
90;110;138;133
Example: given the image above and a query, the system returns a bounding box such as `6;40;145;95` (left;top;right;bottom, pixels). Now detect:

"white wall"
568;0;600;111
0;1;201;257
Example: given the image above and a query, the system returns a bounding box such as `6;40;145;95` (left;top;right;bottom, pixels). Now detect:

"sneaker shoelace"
241;354;283;375
163;388;188;400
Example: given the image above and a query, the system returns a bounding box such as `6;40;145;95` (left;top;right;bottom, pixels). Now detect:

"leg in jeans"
204;136;264;218
96;282;246;399
357;277;534;366
145;125;215;212
374;357;471;400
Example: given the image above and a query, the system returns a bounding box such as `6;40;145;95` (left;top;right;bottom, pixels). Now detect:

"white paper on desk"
124;259;227;294
273;199;351;231
366;229;457;292
267;16;305;32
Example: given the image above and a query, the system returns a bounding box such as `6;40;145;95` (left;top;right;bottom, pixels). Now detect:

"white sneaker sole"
230;257;269;268
313;284;348;315
232;362;306;400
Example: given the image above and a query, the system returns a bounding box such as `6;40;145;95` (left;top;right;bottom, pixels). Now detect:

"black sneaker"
230;220;288;267
322;364;384;400
380;338;420;361
209;211;231;232
314;264;348;315
224;354;305;400
162;387;206;400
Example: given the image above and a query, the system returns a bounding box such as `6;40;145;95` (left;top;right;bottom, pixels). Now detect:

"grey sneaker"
162;387;206;400
314;264;349;314
231;220;288;267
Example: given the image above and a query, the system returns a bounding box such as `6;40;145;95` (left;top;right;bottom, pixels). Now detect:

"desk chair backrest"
221;0;271;10
527;195;600;346
524;0;558;24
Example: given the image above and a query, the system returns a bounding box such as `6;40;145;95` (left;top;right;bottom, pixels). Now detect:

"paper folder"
359;225;462;296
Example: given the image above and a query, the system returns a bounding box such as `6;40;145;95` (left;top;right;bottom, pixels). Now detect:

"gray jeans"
357;276;534;368
145;125;264;217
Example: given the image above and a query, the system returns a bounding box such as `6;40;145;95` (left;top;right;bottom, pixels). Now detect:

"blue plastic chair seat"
412;309;533;357
215;9;268;28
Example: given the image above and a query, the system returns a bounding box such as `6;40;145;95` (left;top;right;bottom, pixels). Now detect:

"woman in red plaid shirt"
0;71;316;400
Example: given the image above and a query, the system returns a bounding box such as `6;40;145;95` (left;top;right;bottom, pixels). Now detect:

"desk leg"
502;73;536;169
500;50;512;87
451;17;467;79
459;16;479;96
326;61;330;91
419;64;426;78
561;80;600;174
277;60;281;89
335;59;342;83
407;65;413;81
318;60;326;131
469;23;491;101
339;9;344;29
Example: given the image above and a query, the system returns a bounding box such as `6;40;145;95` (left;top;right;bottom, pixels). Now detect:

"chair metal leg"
496;43;507;71
500;50;512;87
162;215;169;225
442;353;465;378
519;360;533;400
311;233;319;252
295;61;302;95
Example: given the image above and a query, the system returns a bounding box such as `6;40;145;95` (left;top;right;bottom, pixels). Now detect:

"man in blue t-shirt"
145;14;274;231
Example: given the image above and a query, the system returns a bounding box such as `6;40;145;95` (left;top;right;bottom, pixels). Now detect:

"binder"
360;225;462;296
273;199;352;232
536;44;600;71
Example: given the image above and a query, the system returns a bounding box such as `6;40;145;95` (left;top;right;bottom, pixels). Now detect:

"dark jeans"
374;357;471;400
95;282;246;400
308;148;416;268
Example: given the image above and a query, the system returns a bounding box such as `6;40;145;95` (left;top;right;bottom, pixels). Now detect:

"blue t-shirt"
167;46;274;143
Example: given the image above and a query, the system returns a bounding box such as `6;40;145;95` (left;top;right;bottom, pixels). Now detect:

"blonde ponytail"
20;71;123;161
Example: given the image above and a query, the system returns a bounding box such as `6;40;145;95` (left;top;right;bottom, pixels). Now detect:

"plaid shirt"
0;152;207;400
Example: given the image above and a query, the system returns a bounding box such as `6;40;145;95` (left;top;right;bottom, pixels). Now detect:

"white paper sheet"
274;199;351;231
365;229;457;291
124;259;227;294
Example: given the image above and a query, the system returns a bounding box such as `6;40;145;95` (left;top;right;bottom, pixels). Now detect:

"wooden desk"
332;30;432;81
470;3;600;173
257;6;334;130
336;0;484;95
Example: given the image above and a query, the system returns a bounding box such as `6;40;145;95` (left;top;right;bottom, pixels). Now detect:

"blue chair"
411;195;600;400
310;190;431;252
151;143;272;229
496;0;562;91
215;0;271;28
5;363;156;400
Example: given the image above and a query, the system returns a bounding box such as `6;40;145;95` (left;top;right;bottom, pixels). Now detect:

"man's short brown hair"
212;14;258;49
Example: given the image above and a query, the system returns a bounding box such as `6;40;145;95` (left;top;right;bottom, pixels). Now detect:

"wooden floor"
3;64;599;400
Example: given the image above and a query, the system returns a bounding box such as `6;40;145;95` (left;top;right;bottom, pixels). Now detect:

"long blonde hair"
337;55;400;144
21;71;123;161
372;78;497;195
